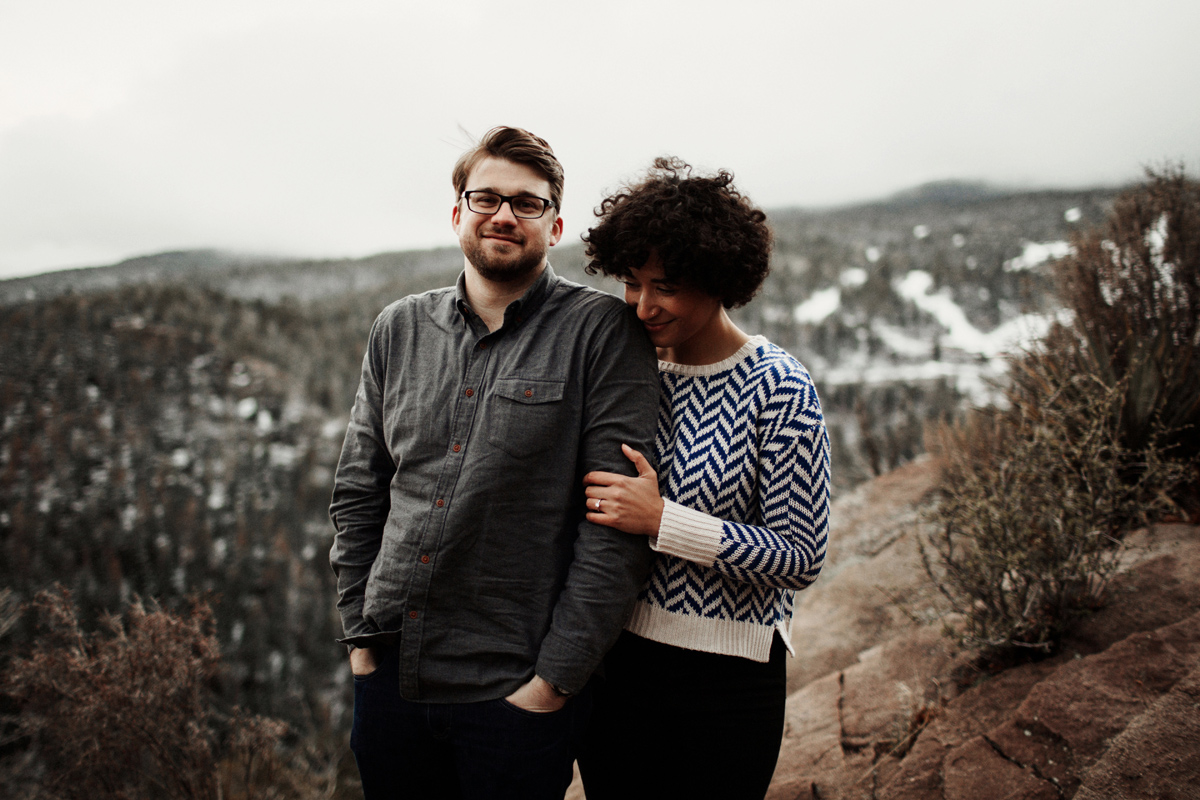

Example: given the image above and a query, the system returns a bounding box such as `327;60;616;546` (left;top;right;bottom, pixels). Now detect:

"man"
329;126;659;798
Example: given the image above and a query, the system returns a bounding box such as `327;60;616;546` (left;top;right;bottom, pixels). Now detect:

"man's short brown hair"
452;126;564;212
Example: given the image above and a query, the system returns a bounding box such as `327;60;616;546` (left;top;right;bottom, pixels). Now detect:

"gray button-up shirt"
329;266;659;702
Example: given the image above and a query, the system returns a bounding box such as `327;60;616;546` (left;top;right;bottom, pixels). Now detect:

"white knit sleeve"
650;499;724;566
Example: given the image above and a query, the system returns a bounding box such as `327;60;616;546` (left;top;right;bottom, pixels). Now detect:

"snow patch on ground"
872;321;935;359
795;287;841;323
818;345;1009;406
792;266;1074;406
841;268;868;288
1004;240;1073;271
894;270;1054;359
236;397;258;419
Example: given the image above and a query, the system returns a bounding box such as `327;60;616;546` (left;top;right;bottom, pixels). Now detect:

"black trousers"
578;630;788;800
350;646;589;800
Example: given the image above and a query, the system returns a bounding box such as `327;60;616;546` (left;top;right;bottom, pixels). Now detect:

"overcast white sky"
1;0;1198;279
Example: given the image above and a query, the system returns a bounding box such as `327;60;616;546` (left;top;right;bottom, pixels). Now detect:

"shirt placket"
398;313;495;699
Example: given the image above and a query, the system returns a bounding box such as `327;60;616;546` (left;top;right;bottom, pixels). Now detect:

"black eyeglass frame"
460;190;556;220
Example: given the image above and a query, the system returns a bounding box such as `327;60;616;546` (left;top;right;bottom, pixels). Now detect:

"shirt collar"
453;264;557;329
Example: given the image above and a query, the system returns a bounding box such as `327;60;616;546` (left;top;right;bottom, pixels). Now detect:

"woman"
577;158;831;799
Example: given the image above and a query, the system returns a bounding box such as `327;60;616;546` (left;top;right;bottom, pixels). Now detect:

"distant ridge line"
0;246;465;307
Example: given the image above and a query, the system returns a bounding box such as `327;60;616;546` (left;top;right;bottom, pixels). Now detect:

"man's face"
452;156;563;284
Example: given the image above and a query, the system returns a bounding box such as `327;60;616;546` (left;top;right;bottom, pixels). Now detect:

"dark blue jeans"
351;646;590;800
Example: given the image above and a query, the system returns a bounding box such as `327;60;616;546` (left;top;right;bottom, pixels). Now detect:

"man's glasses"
461;191;555;220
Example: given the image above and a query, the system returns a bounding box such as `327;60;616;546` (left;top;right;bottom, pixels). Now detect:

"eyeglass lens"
466;192;548;219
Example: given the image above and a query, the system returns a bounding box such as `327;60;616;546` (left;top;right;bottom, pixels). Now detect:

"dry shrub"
921;167;1198;654
922;355;1186;652
1;587;335;800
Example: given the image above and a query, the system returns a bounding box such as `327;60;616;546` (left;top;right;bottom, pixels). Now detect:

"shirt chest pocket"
487;378;567;459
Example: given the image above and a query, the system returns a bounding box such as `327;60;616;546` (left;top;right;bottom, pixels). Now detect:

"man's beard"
461;230;546;283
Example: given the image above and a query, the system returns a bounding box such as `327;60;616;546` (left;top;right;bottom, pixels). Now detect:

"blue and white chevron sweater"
625;336;831;662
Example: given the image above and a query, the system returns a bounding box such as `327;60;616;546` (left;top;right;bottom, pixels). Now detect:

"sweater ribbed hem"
650;500;724;566
625;599;792;663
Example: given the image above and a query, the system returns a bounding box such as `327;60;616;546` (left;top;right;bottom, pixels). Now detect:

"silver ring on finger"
594;499;602;512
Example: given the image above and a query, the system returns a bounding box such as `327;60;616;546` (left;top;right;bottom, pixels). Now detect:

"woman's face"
622;255;723;356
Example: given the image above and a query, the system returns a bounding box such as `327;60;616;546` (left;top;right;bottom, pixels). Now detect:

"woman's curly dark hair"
583;157;772;308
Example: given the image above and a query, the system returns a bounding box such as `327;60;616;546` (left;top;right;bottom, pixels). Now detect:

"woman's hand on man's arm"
582;444;665;537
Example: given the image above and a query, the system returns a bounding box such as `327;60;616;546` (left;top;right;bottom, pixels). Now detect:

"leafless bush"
920;168;1197;654
1;587;336;800
921;356;1186;652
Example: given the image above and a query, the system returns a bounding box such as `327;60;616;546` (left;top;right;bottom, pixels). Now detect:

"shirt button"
436;498;445;508
452;443;462;453
465;389;474;397
479;342;487;349
524;389;533;398
420;555;430;564
409;611;418;619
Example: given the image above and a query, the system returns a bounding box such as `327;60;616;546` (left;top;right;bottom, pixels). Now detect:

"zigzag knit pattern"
626;337;831;661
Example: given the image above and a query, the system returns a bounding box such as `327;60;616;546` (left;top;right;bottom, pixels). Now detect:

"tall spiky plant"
1055;165;1200;474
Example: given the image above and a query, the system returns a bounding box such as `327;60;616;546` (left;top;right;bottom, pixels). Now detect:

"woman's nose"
636;295;657;319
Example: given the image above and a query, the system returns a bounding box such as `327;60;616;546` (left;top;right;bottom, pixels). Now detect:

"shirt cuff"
534;630;594;697
650;500;724;568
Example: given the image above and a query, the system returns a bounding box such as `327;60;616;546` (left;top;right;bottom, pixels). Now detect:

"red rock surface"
769;458;1200;800
1074;663;1200;799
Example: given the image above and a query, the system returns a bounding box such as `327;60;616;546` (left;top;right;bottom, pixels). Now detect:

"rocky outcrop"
769;520;1200;800
786;458;944;694
771;624;962;800
1073;661;1200;799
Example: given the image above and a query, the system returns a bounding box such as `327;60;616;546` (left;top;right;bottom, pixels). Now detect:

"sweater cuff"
651;500;724;568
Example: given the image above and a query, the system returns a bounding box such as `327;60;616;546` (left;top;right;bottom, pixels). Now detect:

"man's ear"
451;203;461;233
549;214;563;246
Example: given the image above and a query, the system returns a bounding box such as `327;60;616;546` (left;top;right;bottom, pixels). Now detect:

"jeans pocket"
352;665;381;682
350;643;395;682
497;696;569;719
